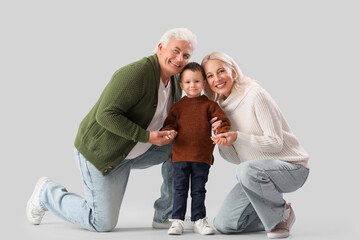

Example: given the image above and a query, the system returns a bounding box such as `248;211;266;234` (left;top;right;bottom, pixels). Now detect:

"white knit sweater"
218;82;309;168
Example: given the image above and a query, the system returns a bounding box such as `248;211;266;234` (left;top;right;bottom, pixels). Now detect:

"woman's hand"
211;131;238;146
148;130;177;146
210;117;222;135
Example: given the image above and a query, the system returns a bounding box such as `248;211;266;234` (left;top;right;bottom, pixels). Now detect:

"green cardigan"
74;54;182;175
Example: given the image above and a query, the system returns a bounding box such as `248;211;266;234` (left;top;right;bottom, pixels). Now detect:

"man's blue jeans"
38;144;173;232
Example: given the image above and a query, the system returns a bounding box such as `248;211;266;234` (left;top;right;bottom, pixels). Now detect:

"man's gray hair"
153;28;197;53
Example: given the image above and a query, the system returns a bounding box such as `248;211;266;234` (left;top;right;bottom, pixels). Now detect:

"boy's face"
179;69;206;98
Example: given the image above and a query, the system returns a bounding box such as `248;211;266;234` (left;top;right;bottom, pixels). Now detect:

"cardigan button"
103;169;108;174
108;165;113;170
122;154;126;158
153;103;157;108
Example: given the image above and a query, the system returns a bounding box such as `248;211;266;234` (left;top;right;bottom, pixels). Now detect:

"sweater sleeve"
235;88;283;152
218;145;241;165
162;104;178;131
95;65;149;143
210;102;231;134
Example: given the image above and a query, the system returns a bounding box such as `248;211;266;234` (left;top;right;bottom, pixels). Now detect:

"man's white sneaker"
26;177;49;225
168;219;184;235
152;221;171;229
194;217;215;235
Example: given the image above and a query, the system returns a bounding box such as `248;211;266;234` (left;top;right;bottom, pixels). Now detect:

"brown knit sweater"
162;95;231;165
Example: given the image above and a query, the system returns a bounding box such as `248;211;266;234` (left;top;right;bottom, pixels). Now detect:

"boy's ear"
179;81;184;90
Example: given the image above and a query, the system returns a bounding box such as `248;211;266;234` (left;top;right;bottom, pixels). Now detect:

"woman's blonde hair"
201;51;252;101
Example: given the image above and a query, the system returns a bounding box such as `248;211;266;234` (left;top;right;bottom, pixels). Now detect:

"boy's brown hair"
180;62;206;81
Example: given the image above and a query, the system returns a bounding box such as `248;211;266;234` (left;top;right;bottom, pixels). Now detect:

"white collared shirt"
126;79;172;159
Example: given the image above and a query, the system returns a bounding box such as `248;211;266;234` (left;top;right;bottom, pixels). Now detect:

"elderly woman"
202;52;309;239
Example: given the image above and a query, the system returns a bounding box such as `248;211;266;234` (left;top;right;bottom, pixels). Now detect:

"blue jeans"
213;159;309;233
39;144;173;232
172;161;210;221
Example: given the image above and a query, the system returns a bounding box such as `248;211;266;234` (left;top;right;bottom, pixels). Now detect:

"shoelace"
30;203;45;221
196;218;212;230
169;219;184;228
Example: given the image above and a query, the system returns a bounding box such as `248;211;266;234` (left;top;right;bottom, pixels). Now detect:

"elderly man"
27;28;197;232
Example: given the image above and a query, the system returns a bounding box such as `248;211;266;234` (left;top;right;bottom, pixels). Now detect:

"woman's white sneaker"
26;177;49;225
267;203;296;239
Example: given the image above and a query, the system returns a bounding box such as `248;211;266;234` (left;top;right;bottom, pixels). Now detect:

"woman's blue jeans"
213;159;309;233
38;144;173;232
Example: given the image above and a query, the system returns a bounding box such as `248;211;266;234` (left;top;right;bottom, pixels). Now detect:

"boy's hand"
148;130;177;146
163;130;177;141
211;131;238;146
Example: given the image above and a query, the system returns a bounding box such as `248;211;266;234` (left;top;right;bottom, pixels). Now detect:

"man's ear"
157;43;163;53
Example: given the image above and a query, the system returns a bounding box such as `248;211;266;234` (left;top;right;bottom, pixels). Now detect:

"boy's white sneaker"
26;177;49;225
153;216;194;229
194;217;215;235
168;219;184;235
183;216;194;230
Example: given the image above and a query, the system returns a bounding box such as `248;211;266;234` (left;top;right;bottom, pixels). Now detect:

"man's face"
157;38;193;78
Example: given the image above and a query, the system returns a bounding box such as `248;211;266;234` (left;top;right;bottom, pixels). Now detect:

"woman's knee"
213;217;232;234
236;162;254;184
213;211;243;234
236;162;267;189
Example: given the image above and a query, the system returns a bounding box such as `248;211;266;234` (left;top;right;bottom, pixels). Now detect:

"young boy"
162;62;231;235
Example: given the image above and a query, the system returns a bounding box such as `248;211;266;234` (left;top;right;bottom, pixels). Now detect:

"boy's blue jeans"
213;159;309;233
38;144;173;232
171;161;210;222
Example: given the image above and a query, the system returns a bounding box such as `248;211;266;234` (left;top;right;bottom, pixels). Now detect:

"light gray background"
1;0;359;239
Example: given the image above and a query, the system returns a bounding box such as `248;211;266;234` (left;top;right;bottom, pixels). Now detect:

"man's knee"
89;213;118;232
93;220;117;232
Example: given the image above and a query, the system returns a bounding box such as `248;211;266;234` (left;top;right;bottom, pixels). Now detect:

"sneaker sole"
153;219;194;230
267;216;296;239
168;231;183;235
152;221;171;229
194;228;215;235
26;177;49;225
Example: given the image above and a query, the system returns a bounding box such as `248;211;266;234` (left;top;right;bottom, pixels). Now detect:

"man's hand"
211;131;238;146
148;130;177;146
210;117;222;135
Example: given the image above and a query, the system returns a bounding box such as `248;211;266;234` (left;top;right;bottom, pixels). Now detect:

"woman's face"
204;59;235;98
